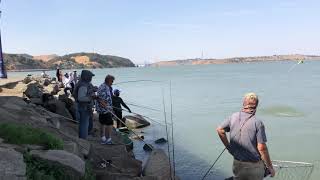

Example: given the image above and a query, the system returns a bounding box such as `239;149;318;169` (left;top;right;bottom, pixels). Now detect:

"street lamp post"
0;0;7;78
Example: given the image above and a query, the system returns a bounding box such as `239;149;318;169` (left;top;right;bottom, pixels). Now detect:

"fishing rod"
170;81;176;179
288;60;304;72
201;112;256;180
113;79;163;85
124;101;161;112
108;109;154;150
162;88;173;180
201;148;227;180
111;106;170;127
47;125;124;173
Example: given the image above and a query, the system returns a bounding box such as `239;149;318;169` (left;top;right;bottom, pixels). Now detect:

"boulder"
46;99;73;119
124;115;151;129
30;150;85;178
43;78;50;86
155;138;167;144
0;147;27;180
143;149;171;179
24;83;43;98
22;76;32;84
29;98;43;105
63;141;79;156
43;84;59;95
143;144;154;152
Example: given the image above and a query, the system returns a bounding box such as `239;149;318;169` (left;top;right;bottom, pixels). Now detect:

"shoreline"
151;55;320;67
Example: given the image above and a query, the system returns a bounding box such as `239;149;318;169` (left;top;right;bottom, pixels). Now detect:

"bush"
0;123;63;150
24;153;95;180
24;152;67;180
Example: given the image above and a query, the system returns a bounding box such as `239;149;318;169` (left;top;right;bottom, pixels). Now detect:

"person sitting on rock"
73;70;97;139
112;89;131;128
41;70;48;78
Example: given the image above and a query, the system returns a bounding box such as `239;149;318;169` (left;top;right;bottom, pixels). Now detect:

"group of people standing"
56;68;78;95
57;69;275;179
72;69;131;145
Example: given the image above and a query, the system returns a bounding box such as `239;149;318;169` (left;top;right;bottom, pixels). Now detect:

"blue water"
8;61;320;180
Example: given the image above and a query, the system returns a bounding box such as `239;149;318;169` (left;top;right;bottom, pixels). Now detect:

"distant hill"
3;52;135;70
151;54;320;67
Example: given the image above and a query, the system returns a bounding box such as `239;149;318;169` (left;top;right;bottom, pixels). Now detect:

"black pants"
64;87;72;95
114;111;125;128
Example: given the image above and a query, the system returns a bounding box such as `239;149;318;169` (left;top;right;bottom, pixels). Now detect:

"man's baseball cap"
81;70;95;77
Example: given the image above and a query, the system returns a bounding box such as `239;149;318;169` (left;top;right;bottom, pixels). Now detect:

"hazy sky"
1;0;319;63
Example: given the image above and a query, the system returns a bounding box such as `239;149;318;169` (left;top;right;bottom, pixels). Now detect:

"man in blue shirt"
217;93;275;180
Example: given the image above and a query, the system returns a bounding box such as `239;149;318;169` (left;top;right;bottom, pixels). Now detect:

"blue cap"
114;89;121;94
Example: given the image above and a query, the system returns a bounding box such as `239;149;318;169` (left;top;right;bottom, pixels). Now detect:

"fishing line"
113;79;163;85
201;148;227;180
170;81;176;178
47;125;124;173
162;88;173;180
124;101;161;112
111;106;169;127
108;110;154;150
288;60;303;72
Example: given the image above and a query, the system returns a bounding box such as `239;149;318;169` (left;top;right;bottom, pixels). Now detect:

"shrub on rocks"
0;123;63;150
29;150;86;178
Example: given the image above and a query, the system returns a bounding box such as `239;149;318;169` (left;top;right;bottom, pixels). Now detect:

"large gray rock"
43;78;51;86
29;98;43;105
46;99;73;119
143;149;172;179
0;147;26;180
124;115;151;129
30;150;85;178
22;76;32;84
63;141;78;155
24;83;43;98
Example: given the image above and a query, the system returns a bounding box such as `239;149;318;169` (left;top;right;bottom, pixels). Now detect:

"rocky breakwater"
0;76;141;179
0;75;177;180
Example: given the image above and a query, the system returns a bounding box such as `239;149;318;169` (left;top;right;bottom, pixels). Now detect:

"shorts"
99;113;113;126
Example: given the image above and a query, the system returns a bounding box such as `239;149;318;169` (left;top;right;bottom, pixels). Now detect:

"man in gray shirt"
217;93;275;180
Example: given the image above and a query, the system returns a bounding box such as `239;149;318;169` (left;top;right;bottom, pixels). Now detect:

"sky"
1;0;320;63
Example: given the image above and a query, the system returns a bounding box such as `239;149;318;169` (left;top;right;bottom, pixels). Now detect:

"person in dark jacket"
112;89;131;128
73;70;96;139
56;68;63;82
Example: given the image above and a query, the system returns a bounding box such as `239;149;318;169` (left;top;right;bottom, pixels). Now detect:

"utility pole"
0;0;7;78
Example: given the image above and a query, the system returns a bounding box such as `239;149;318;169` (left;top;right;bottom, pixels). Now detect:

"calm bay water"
8;61;320;179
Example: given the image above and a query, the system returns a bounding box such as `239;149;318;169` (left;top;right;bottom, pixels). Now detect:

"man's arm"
120;99;131;113
216;127;230;149
78;86;91;102
258;143;275;177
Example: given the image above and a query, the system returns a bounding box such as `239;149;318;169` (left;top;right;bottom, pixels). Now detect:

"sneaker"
101;138;112;145
101;139;108;145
